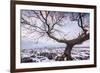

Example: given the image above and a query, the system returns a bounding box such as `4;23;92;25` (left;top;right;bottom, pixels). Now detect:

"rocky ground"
21;47;90;63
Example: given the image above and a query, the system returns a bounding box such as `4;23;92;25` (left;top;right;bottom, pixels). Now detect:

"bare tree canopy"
21;10;90;60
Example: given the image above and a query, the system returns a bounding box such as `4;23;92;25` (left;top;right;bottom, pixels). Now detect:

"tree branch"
21;16;45;32
51;15;64;30
67;33;89;45
32;11;45;23
78;13;88;34
46;32;67;43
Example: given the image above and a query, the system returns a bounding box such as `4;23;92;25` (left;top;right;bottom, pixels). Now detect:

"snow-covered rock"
21;47;90;63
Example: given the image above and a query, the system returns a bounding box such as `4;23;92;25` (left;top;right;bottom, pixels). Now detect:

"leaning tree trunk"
47;29;89;61
63;44;73;60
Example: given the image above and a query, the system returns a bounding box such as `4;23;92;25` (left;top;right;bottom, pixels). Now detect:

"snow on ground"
71;47;90;60
21;47;90;63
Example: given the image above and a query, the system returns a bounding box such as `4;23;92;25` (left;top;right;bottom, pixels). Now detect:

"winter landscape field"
21;47;90;63
20;10;90;63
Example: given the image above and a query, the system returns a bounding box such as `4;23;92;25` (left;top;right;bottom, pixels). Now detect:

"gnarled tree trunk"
64;44;73;60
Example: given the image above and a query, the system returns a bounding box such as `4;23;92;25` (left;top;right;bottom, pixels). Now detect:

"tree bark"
63;44;73;60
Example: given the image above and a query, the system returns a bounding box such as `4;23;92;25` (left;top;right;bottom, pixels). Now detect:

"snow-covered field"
21;47;90;63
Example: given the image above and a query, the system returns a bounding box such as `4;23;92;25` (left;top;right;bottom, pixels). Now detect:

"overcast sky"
20;10;90;49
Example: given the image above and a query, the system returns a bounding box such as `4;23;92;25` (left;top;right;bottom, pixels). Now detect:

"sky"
20;10;90;49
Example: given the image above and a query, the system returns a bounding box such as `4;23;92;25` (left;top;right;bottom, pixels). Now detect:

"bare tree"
21;10;89;60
